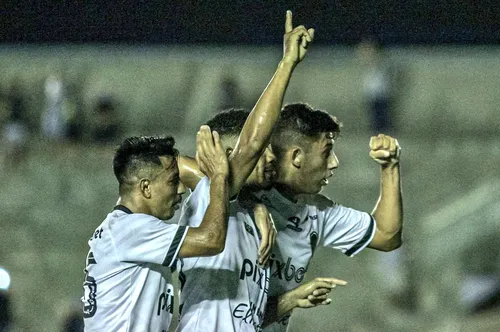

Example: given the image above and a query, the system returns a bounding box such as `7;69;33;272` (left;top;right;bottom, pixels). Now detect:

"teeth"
323;178;329;185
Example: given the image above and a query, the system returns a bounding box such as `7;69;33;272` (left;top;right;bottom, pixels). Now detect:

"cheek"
304;158;325;176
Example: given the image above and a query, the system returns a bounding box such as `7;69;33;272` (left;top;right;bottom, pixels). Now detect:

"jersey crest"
286;216;304;232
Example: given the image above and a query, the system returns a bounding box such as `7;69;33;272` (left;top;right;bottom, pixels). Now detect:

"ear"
290;147;303;168
139;179;152;199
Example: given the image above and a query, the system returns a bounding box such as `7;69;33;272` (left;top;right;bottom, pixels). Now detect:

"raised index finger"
285;10;293;33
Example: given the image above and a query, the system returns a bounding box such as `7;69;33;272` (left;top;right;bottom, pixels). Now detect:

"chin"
163;211;175;221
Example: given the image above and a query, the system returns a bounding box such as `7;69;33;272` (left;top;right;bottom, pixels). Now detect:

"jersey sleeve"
178;176;210;227
320;204;376;257
110;214;189;267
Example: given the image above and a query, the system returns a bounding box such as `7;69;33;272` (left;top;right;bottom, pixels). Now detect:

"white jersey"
82;205;189;332
252;189;376;332
176;177;270;332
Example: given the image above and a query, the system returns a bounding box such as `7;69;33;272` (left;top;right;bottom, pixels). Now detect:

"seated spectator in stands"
0;291;12;332
2;78;29;168
91;96;120;144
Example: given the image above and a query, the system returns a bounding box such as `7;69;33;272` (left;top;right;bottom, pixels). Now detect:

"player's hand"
196;125;229;179
282;10;315;66
369;134;401;167
289;277;347;309
253;204;276;266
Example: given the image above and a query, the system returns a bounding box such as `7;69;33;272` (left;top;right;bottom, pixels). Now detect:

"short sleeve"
178;176;210;227
320;204;376;257
110;214;189;267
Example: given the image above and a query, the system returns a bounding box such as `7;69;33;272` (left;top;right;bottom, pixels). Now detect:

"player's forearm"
181;174;229;257
371;164;403;251
200;174;230;253
178;155;204;190
228;61;295;196
238;60;295;153
263;294;296;327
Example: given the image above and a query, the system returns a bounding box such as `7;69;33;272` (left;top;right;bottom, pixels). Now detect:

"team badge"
286;215;304;232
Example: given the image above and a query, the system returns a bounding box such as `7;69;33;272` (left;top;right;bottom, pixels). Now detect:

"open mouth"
321;178;329;186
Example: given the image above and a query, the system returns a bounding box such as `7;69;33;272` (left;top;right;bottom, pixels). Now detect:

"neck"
272;183;298;203
116;195;150;215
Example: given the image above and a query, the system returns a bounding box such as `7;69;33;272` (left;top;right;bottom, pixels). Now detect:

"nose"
328;152;339;171
177;181;186;195
265;146;276;164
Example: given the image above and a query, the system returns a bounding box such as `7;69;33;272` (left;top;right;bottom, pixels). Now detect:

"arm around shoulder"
178;127;230;258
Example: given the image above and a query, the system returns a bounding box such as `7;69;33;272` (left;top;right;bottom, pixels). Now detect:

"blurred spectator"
91;96;120;144
0;292;12;332
358;38;400;134
41;74;67;139
61;309;84;332
2;78;29;167
218;72;243;112
64;79;86;142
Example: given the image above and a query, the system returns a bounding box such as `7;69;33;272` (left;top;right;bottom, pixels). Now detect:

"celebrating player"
179;104;403;330
255;102;403;331
175;11;344;332
81;133;230;332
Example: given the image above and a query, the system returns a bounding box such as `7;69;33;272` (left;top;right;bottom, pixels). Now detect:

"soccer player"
179;104;402;331
175;12;346;332
256;102;403;331
81;132;231;332
177;109;347;332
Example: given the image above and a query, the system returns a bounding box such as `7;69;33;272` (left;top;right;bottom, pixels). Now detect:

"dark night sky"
1;0;499;45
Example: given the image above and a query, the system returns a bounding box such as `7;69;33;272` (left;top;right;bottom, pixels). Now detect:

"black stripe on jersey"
345;214;375;257
113;205;133;214
163;226;187;267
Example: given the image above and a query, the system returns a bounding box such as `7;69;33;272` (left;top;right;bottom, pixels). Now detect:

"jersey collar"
113;205;133;214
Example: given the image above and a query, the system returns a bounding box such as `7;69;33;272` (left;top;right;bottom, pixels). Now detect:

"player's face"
295;132;338;195
150;156;186;220
245;145;277;190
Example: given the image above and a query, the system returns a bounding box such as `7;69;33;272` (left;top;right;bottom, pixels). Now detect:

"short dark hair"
113;136;178;188
205;108;250;141
271;103;341;157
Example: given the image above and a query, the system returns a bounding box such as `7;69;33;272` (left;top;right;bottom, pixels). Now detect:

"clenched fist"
369;134;401;167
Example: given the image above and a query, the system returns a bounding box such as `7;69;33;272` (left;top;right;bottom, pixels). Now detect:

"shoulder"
298;193;337;211
108;211;165;233
186;176;210;203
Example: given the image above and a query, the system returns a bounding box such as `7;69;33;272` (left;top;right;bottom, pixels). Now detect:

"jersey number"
83;273;97;317
83;251;98;318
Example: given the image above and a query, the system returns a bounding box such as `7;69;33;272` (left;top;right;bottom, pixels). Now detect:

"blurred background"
0;1;499;331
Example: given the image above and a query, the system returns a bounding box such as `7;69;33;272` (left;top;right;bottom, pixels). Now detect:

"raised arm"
178;155;205;190
367;134;403;252
263;277;347;327
227;11;314;197
178;126;230;257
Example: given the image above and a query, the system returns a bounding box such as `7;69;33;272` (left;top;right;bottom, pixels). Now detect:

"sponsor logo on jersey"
269;255;306;283
157;289;174;315
232;301;264;331
239;259;269;293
